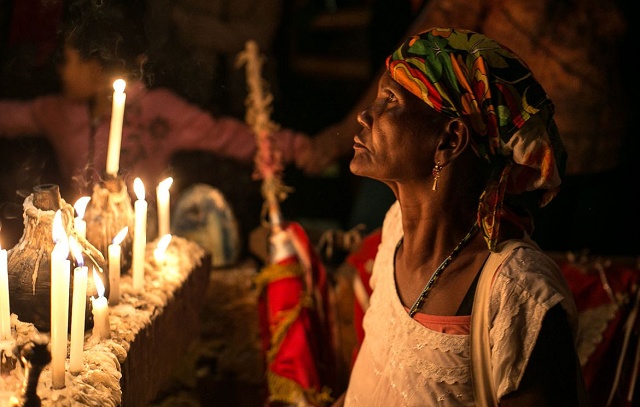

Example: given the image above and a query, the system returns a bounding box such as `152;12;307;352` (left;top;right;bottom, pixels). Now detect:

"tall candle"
156;177;173;237
0;242;10;339
108;226;128;305
73;196;90;240
51;210;70;389
91;270;110;340
69;237;87;375
106;79;127;177
132;178;147;291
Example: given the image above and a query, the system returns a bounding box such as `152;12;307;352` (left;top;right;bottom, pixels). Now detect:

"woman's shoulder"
494;239;563;279
490;238;576;319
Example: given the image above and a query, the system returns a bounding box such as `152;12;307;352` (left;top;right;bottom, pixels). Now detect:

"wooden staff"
238;43;338;407
236;40;291;234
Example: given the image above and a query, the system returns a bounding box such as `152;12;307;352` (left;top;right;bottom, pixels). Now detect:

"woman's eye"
386;92;397;102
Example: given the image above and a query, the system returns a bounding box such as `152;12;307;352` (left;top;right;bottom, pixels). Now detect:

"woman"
335;28;588;406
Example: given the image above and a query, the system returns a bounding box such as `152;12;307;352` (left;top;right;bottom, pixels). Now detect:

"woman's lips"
353;135;367;150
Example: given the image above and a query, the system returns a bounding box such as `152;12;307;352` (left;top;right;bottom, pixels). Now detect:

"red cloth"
558;258;640;406
345;229;381;365
257;222;335;406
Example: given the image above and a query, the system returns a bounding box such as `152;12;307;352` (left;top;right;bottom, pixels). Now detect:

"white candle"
91;269;110;340
108;226;128;305
153;234;172;265
69;237;87;375
106;79;127;177
51;210;70;389
156;177;173;237
0;242;10;340
73;196;91;240
132;178;147;291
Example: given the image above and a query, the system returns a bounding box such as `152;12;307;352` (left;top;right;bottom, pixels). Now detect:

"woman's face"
351;71;444;183
57;45;103;101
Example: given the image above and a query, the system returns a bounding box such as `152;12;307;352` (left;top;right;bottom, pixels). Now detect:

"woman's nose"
357;107;372;128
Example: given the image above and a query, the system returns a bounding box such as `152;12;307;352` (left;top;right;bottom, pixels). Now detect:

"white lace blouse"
344;201;578;406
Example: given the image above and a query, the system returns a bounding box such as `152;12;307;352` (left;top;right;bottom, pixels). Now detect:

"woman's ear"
434;118;471;163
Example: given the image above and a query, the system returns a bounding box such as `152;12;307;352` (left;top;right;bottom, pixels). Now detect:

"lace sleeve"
488;245;578;399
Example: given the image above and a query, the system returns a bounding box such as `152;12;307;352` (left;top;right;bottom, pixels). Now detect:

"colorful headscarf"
386;27;566;251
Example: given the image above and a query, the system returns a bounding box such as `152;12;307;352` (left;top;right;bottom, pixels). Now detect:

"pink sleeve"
0;95;73;139
146;89;306;165
0;99;43;136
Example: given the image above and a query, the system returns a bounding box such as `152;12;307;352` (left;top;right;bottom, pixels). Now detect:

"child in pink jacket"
0;1;310;202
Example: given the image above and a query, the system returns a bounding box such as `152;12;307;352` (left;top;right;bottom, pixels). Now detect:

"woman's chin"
349;158;373;178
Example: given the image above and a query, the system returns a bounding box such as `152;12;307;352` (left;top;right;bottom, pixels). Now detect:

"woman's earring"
432;161;442;191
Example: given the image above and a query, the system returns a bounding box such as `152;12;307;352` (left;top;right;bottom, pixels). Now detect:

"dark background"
1;0;638;257
0;0;418;253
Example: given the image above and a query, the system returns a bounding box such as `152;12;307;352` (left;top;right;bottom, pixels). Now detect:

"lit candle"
156;177;173;237
73;196;90;240
132;178;147;291
69;236;87;375
153;234;172;265
108;226;128;305
106;79;127;177
51;210;70;389
91;269;110;340
0;241;10;340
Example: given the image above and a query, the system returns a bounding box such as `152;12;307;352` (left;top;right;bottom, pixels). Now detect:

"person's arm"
500;304;587;406
0;99;47;137
151;88;311;165
295;0;487;175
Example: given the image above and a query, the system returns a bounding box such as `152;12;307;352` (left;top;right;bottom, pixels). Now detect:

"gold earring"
432;161;442;191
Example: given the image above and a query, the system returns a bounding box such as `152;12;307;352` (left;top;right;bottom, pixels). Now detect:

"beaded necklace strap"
408;224;480;317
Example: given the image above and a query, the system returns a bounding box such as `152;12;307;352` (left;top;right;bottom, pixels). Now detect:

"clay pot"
7;184;104;332
84;177;134;275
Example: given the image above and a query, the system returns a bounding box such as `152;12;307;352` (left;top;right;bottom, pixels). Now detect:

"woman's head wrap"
387;27;566;251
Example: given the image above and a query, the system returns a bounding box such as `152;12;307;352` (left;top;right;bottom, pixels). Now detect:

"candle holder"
84;175;134;280
0;348;17;377
7;184;104;332
16;335;51;407
15;335;51;407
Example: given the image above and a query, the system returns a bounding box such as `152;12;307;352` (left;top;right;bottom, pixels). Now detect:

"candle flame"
133;177;145;200
113;226;128;245
52;210;69;257
157;234;172;251
113;78;126;94
69;236;84;267
154;234;172;263
158;177;173;191
74;196;91;219
93;269;105;298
